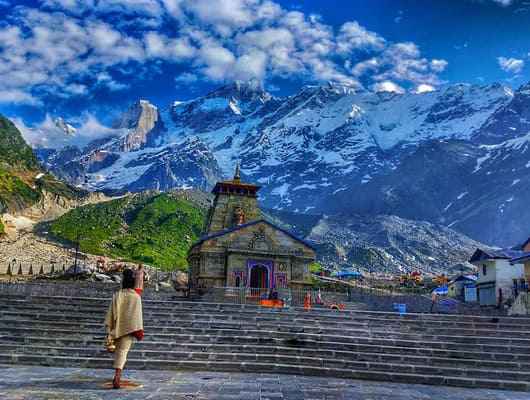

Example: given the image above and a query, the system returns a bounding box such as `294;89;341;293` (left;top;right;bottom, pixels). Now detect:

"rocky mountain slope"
1;114;485;274
32;80;529;247
267;209;481;275
0;116;106;240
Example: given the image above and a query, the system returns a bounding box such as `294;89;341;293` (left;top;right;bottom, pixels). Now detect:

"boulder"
94;273;112;282
64;264;94;278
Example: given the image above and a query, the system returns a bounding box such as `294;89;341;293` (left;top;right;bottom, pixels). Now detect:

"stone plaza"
1;365;528;400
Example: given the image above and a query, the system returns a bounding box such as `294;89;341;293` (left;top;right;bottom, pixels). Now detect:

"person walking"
430;291;438;313
105;268;144;389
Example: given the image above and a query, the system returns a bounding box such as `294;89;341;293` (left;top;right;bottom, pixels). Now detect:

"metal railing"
200;286;349;307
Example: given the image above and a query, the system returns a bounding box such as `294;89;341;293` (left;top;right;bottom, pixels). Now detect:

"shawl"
135;269;144;290
105;289;143;340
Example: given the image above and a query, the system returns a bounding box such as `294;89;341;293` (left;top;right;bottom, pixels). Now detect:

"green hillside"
0;115;40;171
0;115;83;213
50;192;207;270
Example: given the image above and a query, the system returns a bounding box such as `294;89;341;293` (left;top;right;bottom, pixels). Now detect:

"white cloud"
371;42;445;87
0;89;41;105
175;72;198;84
498;56;524;74
414;83;436;93
337;21;386;54
198;43;237;80
0;0;448;104
14;113;123;149
430;59;448;72
372;80;405;94
350;58;379;77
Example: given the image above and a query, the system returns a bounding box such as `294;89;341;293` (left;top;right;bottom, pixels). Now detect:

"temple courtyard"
0;365;527;400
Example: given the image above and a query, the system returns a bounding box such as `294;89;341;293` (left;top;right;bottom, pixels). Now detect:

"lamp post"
73;232;80;278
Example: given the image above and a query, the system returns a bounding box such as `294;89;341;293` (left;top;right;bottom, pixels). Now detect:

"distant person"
105;268;144;389
430;291;438;313
135;264;145;296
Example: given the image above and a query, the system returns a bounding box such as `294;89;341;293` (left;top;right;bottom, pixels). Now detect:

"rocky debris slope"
267;210;483;275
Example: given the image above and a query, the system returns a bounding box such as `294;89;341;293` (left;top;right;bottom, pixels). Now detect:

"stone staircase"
1;294;530;391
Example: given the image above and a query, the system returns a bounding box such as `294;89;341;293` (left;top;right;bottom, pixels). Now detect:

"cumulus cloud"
0;0;448;105
414;83;436;93
498;56;524;74
13;113;124;149
430;59;448;72
337;21;386;54
372;80;405;94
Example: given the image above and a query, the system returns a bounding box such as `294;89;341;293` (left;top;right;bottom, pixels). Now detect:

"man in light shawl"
105;268;144;389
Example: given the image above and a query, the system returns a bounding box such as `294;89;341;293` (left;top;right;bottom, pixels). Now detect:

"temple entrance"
249;265;269;289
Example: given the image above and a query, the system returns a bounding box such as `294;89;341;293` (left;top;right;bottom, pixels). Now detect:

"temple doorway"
249;265;269;289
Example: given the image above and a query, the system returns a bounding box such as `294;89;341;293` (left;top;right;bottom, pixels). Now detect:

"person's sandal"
112;368;122;389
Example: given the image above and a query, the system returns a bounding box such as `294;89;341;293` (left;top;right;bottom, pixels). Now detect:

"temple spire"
233;162;241;182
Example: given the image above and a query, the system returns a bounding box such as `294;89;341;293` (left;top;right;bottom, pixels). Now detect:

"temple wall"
207;194;260;233
190;203;316;289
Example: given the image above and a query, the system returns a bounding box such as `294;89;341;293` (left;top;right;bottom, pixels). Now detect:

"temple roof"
211;163;261;196
189;219;316;251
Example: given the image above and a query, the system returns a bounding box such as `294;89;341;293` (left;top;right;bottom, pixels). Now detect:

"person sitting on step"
105;268;144;389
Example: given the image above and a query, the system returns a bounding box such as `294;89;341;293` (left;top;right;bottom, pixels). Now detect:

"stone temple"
187;165;316;290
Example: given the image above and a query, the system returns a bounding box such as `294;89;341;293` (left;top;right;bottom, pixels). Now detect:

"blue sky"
1;0;529;130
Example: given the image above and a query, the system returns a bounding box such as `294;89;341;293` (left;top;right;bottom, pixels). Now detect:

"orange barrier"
259;299;284;308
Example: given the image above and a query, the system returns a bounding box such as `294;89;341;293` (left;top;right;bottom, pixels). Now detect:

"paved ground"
0;365;529;400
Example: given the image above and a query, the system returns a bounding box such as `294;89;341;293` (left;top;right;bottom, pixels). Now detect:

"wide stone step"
3;293;530;391
2;324;530;355
5;333;530;364
2;307;529;339
2;299;526;328
2;317;530;347
0;353;527;391
3;295;530;327
2;342;530;380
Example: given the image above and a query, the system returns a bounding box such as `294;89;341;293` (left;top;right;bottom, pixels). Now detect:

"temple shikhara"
187;165;316;290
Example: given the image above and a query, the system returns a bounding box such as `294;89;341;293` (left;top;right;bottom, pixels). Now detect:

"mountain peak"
54;117;76;137
112;99;164;152
206;79;271;103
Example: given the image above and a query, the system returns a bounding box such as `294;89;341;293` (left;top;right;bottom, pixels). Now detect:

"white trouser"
113;334;135;369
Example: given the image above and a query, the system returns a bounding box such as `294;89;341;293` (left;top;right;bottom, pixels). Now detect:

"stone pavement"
0;365;528;400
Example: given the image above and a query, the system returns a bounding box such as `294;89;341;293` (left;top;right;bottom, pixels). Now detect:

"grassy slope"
0;115;84;213
0;115;40;171
50;192;206;270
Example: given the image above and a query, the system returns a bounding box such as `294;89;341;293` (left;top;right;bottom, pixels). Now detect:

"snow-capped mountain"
35;80;530;247
54;117;77;137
